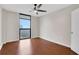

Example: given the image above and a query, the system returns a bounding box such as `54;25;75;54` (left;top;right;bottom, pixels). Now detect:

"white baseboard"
0;43;3;50
40;37;70;48
5;39;19;43
71;48;79;54
0;39;19;50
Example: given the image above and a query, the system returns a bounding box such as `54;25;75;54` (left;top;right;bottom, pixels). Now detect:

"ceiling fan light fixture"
34;10;37;13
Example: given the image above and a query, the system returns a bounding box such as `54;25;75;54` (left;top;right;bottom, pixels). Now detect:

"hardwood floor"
0;38;77;55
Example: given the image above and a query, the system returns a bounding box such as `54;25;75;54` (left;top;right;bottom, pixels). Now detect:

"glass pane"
20;30;30;39
20;19;30;28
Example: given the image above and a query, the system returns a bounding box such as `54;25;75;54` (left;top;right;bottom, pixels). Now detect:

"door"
71;8;79;54
19;14;31;39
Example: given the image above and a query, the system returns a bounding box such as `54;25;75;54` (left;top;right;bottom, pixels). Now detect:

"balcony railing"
19;28;31;39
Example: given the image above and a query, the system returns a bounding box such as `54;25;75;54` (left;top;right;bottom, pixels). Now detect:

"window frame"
19;13;31;39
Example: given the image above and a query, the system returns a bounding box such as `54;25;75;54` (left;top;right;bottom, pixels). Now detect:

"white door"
71;8;79;54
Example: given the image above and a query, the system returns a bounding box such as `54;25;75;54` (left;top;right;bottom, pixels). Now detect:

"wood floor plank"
0;38;77;55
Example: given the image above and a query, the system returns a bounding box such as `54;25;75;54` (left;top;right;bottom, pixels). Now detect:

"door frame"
19;13;31;40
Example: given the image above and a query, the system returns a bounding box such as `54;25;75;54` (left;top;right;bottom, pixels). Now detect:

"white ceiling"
0;4;71;17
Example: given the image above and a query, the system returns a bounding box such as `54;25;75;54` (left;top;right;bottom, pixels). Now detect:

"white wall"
2;9;19;43
31;16;39;38
39;5;79;47
6;11;19;42
2;9;8;43
0;8;2;49
71;8;79;54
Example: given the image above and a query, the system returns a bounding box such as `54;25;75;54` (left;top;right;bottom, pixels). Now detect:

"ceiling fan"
33;4;47;15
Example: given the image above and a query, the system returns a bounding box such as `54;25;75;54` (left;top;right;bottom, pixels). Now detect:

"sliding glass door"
19;14;31;39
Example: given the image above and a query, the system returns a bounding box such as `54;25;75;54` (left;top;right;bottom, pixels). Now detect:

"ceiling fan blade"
38;10;47;12
37;4;42;8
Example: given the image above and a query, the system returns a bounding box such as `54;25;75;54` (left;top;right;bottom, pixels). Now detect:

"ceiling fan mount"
33;4;47;15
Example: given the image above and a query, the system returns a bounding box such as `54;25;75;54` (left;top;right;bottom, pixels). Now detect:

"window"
19;14;31;39
20;19;30;28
